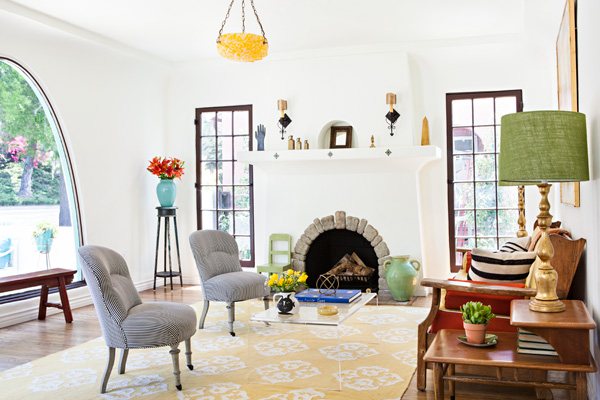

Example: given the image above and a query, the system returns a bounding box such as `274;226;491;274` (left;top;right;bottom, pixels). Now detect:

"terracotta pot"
463;321;487;344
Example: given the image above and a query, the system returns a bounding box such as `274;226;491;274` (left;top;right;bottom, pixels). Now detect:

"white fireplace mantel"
237;146;441;174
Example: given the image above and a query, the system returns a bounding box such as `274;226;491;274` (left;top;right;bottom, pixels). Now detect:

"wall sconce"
277;99;292;140
385;93;400;136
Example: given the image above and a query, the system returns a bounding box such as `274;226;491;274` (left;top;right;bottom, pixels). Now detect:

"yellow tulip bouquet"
267;269;308;292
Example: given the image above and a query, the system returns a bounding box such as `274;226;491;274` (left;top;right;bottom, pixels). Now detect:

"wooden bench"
0;268;77;323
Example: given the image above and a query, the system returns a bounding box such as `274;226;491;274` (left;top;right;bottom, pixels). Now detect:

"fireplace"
292;211;392;292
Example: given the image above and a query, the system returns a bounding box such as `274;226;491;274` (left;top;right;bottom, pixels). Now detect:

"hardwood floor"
0;287;572;399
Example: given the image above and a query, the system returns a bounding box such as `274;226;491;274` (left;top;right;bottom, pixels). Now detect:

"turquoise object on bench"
0;238;12;269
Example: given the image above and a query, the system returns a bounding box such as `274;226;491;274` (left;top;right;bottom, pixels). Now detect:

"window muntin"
447;91;523;271
196;106;254;266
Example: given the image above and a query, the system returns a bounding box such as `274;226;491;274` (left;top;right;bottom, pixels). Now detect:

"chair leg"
101;347;116;394
185;338;193;370
118;349;129;374
199;300;209;329
169;344;182;391
226;302;235;336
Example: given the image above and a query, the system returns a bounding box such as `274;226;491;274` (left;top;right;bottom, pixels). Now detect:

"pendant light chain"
217;0;236;41
241;0;246;33
217;0;266;42
250;0;267;43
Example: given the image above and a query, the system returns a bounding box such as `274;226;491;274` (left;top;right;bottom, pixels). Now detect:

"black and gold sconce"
385;93;400;136
277;99;292;140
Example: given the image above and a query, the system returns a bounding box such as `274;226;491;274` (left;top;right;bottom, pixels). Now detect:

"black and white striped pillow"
499;236;531;253
467;248;536;284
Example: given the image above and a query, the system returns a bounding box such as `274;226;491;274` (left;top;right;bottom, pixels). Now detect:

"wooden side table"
424;300;597;399
153;206;183;290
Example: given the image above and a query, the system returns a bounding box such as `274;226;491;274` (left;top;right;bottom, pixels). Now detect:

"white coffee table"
248;292;378;391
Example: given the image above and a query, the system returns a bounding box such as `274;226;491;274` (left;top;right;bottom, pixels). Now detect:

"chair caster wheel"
230;332;235;337
176;384;182;390
187;364;193;370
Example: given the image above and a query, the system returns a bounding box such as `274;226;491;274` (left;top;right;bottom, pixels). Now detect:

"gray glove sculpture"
255;124;266;151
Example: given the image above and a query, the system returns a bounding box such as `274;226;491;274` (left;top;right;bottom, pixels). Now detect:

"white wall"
168;34;558;284
0;9;170;324
557;0;600;396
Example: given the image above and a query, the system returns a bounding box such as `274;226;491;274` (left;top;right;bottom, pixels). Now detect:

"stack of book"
517;328;558;356
295;289;361;303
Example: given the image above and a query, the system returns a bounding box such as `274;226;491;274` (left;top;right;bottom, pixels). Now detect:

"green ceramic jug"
383;256;421;301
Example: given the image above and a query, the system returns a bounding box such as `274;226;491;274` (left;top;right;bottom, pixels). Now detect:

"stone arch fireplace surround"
292;211;392;292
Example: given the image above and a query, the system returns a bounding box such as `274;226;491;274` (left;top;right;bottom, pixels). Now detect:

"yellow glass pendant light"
216;0;268;62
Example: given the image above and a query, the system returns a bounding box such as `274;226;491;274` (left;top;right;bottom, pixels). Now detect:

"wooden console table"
423;300;597;400
0;268;76;323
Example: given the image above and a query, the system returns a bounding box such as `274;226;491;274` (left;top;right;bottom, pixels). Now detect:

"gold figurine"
296;138;302;150
288;135;295;150
304;140;309;150
370;135;376;148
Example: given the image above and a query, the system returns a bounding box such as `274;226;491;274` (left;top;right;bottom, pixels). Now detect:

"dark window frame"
446;90;523;272
195;105;255;267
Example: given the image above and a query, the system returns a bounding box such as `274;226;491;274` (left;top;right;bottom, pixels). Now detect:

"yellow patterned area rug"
0;301;427;400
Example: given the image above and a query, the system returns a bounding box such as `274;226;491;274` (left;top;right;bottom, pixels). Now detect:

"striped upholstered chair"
78;245;196;393
189;230;270;336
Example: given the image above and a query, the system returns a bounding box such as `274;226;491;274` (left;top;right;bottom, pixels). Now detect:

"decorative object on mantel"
254;124;266;151
327;151;333;158
329;126;352;149
385;149;392;156
421;117;430;145
303;140;309;150
383;256;421;301
277;99;292;140
288;135;295;150
296;137;302;150
273;153;279;159
385;92;401;136
216;0;268;63
147;157;185;207
499;110;589;313
370;135;376;148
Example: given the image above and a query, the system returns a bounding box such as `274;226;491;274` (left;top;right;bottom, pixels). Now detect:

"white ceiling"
1;0;564;63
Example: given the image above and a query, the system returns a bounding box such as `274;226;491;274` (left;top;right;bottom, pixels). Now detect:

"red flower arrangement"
147;157;185;180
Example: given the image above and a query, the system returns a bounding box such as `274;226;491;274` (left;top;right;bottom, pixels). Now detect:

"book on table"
517;328;557;356
295;289;362;303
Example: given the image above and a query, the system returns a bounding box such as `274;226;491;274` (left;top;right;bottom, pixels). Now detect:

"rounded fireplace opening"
304;229;379;291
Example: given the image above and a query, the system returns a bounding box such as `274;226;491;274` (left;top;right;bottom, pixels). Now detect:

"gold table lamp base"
529;183;565;313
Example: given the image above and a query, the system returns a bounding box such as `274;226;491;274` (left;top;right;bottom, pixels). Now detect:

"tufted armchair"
189;230;270;336
78;245;196;393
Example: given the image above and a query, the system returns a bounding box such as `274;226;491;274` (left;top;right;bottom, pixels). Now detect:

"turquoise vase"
34;230;53;252
156;179;177;207
383;256;421;301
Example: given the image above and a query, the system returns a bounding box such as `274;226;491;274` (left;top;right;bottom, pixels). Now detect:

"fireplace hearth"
292;211;392;292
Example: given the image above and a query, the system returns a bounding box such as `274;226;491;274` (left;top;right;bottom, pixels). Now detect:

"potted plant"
32;221;58;252
460;301;496;344
147;156;185;207
267;269;308;315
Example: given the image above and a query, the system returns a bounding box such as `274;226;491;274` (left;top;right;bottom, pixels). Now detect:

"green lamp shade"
498;110;589;185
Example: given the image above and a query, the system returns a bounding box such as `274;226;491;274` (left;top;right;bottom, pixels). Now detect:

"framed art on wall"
557;0;580;207
329;126;352;149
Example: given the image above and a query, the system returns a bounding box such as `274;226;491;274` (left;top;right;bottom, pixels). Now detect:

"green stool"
257;233;292;277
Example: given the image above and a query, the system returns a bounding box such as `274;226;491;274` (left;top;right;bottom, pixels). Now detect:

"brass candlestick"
529;183;565;312
517;186;527;238
370;135;375;148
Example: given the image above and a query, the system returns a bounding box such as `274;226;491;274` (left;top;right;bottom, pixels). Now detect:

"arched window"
0;58;83;288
